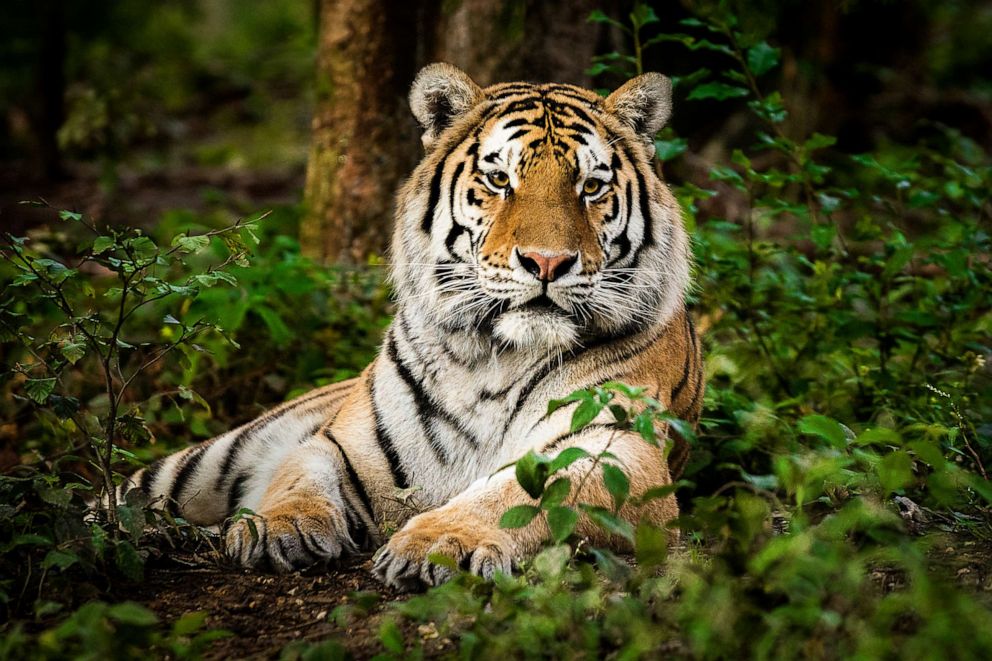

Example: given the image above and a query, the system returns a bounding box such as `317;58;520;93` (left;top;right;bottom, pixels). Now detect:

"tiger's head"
392;63;691;353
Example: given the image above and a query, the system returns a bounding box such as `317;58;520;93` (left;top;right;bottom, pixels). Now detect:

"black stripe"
444;222;470;258
322;428;375;522
448;161;465;213
554;100;597;126
507;128;529;141
217;389;332;480
169;445;208;512
636;165;654;247
503;99;541;114
385;332;453;462
610;181;635;264
343;507;371;549
563;121;593;136
273;535;292;567
369;378;410;489
548;89;602;107
421;157;447;233
293;521;322;561
140;457;165;495
670;315;694;403
540;423;618;454
227;472;250;514
680;315;704;417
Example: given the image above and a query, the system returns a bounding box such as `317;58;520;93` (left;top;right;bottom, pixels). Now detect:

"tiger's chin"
493;309;580;352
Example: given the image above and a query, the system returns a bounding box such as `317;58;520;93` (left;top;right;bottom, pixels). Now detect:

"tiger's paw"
372;510;518;591
224;501;353;573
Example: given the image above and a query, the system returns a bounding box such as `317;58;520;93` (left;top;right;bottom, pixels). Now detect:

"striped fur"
118;64;703;589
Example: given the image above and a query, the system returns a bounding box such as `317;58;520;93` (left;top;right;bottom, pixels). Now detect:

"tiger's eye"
583;179;604;196
488;171;510;188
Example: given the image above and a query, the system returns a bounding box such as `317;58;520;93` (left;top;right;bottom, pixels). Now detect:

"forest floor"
124;553;421;659
116;526;992;660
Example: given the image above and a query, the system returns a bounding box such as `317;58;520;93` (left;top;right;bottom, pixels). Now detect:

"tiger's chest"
368;322;580;505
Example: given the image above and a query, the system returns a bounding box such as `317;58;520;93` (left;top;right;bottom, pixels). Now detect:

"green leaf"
117;504;145;542
908;440;944;468
655;137;688;161
499;505;540;529
255;305;293;346
878;450;914;493
541;477;572;508
798;414;849;449
107;602;158;627
549;447;591;473
60;338;86;364
634;521;667;568
426;552;457;570
24;378;56;404
687;82;749;101
58;210;83;222
661;415;698;446
856;427;901;447
91;236;116;255
171;234;211;253
746;41;780;76
379;619;405;654
547;390;590;416
114;540;144;581
804;132;837;152
172;611;209;636
515;450;550;499
630;3;659;29
635;481;689;505
126;236;158;259
581;505;634;541
634;412;657;443
42;549;79;571
533;544;571;578
601;464;630;510
587;9;627;31
571;398;603;432
547;506;579;543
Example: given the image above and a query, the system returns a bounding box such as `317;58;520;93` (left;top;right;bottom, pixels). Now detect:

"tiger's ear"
605;73;672;143
410;63;484;149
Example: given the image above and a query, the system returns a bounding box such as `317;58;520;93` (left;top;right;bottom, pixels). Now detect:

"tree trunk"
301;0;431;263
433;0;601;87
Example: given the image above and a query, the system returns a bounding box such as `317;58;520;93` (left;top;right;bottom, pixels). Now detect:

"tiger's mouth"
520;294;561;312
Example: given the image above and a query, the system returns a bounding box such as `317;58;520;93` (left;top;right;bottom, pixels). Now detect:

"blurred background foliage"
1;0;991;658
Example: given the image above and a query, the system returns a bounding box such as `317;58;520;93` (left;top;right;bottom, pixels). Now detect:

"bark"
301;0;430;263
433;0;601;87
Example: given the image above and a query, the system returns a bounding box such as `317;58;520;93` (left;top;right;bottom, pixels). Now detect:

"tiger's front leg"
225;431;380;572
372;427;678;591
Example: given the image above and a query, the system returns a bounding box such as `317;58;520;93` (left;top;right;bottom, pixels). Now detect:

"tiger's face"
393;64;691;353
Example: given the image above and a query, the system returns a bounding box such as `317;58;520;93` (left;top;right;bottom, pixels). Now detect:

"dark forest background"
3;1;990;254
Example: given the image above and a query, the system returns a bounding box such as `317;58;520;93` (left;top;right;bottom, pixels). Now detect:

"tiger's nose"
516;249;579;282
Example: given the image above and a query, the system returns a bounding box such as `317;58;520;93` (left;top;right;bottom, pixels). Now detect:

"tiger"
117;63;703;591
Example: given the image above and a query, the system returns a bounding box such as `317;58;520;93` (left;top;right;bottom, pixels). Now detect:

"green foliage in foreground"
1;2;990;659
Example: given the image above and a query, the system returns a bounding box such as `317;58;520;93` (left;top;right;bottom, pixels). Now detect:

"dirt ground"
125;552;409;659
